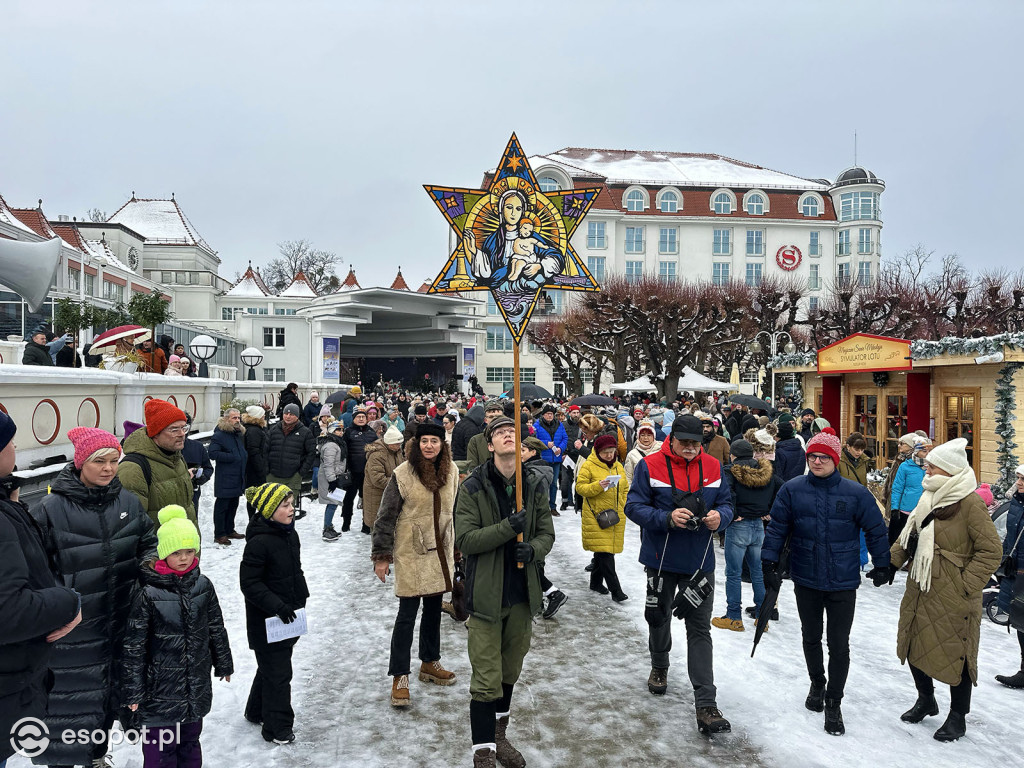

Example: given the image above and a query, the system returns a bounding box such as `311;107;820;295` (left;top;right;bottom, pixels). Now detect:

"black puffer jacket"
239;514;309;650
21;339;53;366
275;387;302;419
243;417;269;487
120;562;233;726
564;417;582;460
264;421;316;479
0;493;79;762
451;405;484;461
344;423;378;474
725;458;784;521
30;466;157;766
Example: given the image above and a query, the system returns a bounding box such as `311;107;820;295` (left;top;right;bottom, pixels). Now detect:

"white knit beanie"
925;438;969;475
383;425;405;445
245;405;265;419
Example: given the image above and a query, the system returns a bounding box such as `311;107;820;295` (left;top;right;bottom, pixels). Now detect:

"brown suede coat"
362;441;403;530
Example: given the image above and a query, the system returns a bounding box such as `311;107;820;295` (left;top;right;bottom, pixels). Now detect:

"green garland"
911;332;1024;361
993;362;1024;498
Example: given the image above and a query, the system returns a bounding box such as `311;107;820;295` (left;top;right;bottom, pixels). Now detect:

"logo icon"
775;245;802;271
10;716;50;758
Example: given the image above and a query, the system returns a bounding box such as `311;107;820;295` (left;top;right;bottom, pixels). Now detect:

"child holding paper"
240;483;310;745
121;505;234;767
576;434;630;602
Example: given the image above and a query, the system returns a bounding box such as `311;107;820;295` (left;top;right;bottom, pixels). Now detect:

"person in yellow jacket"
577;433;629;602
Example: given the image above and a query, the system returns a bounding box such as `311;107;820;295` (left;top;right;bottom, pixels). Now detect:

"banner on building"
463;346;476;377
322;338;340;380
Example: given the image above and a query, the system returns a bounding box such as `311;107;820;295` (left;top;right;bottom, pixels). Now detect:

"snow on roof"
83;238;131;271
0;195;42;238
279;270;318;298
107;197;214;250
225;263;270;298
51;224;90;253
531;148;830;190
10;207;60;240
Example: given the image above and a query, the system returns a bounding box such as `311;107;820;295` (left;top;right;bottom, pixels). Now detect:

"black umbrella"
503;383;552;400
568;393;616;407
729;393;772;411
751;532;792;658
324;389;350;405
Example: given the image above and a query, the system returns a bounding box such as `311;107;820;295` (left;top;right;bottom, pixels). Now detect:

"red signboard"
775;245;802;271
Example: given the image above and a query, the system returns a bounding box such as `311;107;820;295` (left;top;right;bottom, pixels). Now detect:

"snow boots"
495;716;526;768
390;674;410;707
900;694;939;723
473;747;497;768
711;616;744;632
648;667;668;695
542;590;568;619
823;698;845;736
805;680;826;712
419;660;456;686
695;706;731;735
933;711;966;742
995;669;1024;688
322;526;340;542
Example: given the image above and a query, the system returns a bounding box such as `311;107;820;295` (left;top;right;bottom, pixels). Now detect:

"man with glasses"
118;398;199;529
761;427;890;737
624;413;735;735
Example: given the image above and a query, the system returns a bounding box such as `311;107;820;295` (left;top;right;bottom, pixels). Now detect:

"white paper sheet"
265;607;308;643
561;456;576;471
605;475;621;486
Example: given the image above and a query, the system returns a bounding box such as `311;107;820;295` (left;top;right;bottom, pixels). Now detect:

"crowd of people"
20;325;198;375
1;377;1022;767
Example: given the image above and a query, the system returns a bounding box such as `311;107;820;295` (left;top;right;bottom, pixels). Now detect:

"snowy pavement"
11;484;1020;767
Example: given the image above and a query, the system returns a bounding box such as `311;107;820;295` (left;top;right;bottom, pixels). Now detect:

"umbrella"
729;393;772;411
324;389;351;405
502;383;552;400
751;532;792;658
567;393;617;407
88;325;151;354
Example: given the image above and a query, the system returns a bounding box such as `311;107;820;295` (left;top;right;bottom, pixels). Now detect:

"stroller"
986;500;1011;625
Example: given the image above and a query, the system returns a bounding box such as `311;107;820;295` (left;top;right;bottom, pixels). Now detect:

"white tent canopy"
610;369;737;393
609;375;658;392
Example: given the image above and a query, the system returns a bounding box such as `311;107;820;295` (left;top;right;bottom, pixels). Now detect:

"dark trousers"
546;462;560;509
1019;630;1024;667
911;662;973;714
388;595;442;677
888;511;908;546
141;719;203;768
246;643;295;740
213;496;240;538
793;584;857;700
341;470;364;526
559;460;575;506
644;567;717;708
539;564;553;593
590;552;622;595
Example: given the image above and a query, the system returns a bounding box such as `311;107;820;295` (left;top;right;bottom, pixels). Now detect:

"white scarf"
897;465;978;592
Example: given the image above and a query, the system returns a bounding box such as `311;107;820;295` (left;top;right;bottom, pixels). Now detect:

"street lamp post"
749;331;797;407
189;334;218;379
241;346;264;381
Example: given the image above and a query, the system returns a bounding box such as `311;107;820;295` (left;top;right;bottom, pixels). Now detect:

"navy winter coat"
344;423;378;474
774;437;806;482
301;400;322;427
208;426;247;497
121;563;233;726
451;405;484;461
535;419;569;464
997;491;1024;617
762;470;889;592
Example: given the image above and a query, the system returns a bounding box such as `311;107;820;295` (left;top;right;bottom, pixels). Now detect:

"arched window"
538;176;560;193
658;189;679;213
713;192;733;215
625;188;646;212
745;193;765;216
799;192;823;217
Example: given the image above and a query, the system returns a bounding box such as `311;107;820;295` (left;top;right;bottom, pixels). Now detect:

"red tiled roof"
51;224;89;252
342;267;361;289
390;269;410;291
417;281;431;293
600;185;838;221
10;208;59;239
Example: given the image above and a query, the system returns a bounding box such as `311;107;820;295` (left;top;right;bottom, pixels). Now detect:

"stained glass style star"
425;133;602;343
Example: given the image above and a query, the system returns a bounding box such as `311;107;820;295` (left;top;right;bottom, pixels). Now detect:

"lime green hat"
245;482;293;519
156;505;201;560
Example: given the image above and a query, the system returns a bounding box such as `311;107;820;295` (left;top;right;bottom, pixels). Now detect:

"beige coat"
362;441;403;529
890;492;1002;685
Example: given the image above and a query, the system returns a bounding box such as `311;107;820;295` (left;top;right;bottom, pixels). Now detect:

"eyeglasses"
807;454;832;464
164;425;191;436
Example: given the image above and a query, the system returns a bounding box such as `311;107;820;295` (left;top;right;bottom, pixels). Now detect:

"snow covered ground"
11;483;1020;768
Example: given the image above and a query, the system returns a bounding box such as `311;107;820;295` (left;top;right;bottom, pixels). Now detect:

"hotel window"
625;261;643;283
486;294;500;315
487;367;533;384
745;193;766;216
659;227;677;255
486;326;515;352
538;176;559;193
102;280;124;303
580;368;594;382
247;306;269;315
712;263;730;285
808;264;821;291
84;273;95;296
273;308;297;315
858;228;873;254
587;256;606;282
745;263;763;287
839;191;880;222
658;190;679;213
713;228;731;255
713;192;733;214
801;196;820;217
625;189;646;212
263;327;285;348
658;261;677;284
625;226;644;254
809;296;819;313
857;261;872;286
838;230;851;256
837;263;851;285
263;368;286;382
221;307;239;320
809;231;820;256
587;221;606;249
746;229;764;256
68;267;80;292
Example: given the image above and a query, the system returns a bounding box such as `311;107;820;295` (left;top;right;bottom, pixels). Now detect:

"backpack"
120;452;153;485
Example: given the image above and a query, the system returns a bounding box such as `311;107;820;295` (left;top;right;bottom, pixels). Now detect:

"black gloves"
507;509;527;534
513;542;534;563
762;561;782;592
277;608;296;624
866;565;896;587
328;480;339;492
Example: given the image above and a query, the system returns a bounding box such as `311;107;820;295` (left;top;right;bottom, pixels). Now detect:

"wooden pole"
513;340;524;568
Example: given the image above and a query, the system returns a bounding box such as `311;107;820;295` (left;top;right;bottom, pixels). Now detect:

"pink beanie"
805;428;841;466
68;427;122;469
976;483;994;507
168;354;181;364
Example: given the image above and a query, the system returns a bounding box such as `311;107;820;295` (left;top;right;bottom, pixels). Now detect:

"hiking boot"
214;536;232;545
695;706;731;734
361;524;372;534
550;507;561;517
824;698;845;735
559;501;570;510
294;508;307;521
473;747;497;768
901;694;939;723
341;517;352;532
227;531;245;539
263;730;295;744
933;711;966;742
611;591;629;603
745;605;779;621
322;526;340;542
495;715;526;768
543;590;568;619
805;680;826;712
589;584;609;595
584;559;595;573
711;616;744;632
648;667;668;695
391;674;410;706
419;660;456;686
995;669;1024;688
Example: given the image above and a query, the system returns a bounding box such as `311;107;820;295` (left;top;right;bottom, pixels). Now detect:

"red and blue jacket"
624;438;733;575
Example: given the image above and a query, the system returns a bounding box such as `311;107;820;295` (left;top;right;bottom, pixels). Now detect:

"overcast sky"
2;1;1019;289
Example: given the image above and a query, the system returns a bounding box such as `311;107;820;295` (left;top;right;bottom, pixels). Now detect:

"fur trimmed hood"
217;414;246;434
729;458;775;488
242;414;266;428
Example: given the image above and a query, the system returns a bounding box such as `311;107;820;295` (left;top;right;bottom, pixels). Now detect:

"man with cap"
559;405;583;509
0;412;83;766
119;398;198;529
455;416;555;768
535;404;569;516
342;406;378;532
432;399;450;427
21;326;57;366
624;413;734;735
798;409;816;444
762;427;890;736
265;402;316;521
698;412;730;467
463;399;507;474
404;403;430;442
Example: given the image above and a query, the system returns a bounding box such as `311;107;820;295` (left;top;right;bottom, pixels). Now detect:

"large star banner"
425;133;602;343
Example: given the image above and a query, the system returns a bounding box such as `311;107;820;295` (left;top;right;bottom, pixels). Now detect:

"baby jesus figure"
507;215;545;283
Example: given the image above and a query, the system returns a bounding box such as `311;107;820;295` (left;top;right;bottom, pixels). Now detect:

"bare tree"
87;208;108;223
263;239;339;294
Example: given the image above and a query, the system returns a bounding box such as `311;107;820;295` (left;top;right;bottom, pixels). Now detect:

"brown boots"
473;747;496;767
419;659;457;686
495;716;526;768
390;675;410;707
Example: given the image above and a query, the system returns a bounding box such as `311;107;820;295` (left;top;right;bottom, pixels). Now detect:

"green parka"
116;428;197;530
